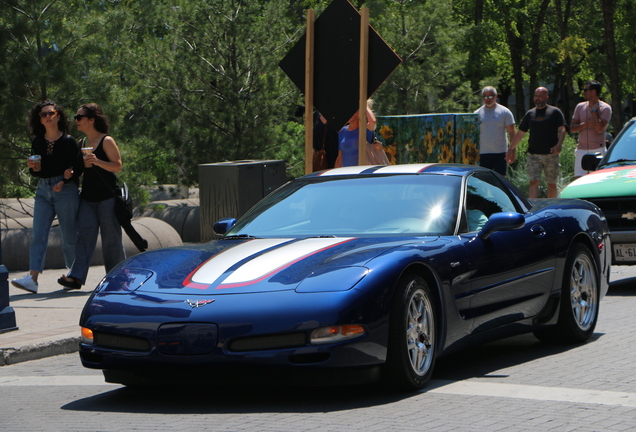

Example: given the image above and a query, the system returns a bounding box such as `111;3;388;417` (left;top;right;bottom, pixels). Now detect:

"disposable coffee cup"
28;155;42;169
81;147;93;158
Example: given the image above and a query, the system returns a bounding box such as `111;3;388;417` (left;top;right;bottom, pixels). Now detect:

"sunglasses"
583;88;592;91
39;111;57;118
74;114;91;121
483;95;495;100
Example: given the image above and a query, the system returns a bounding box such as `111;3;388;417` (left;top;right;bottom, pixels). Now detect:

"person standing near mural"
507;87;567;198
335;100;376;167
474;86;516;176
570;80;612;179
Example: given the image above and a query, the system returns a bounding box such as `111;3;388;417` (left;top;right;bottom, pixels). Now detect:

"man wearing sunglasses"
474;86;516;176
571;80;612;179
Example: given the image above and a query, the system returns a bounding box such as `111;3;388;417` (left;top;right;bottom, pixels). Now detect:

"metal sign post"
358;7;369;166
0;227;18;333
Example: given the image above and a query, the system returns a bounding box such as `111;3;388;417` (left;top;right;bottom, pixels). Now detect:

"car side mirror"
479;212;525;240
213;218;237;235
581;152;603;171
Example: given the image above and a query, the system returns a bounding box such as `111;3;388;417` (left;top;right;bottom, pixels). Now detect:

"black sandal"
57;276;82;290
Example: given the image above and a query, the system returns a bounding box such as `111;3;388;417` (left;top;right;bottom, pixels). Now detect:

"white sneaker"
11;275;38;294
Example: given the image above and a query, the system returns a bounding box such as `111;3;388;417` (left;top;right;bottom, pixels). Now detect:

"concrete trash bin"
198;160;286;242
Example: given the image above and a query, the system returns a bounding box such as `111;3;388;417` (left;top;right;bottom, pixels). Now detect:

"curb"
0;337;79;366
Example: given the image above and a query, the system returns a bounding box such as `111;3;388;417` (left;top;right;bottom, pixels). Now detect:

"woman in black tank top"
58;103;126;290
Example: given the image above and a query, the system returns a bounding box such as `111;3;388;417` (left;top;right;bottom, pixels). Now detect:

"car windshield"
226;174;462;237
605;121;636;164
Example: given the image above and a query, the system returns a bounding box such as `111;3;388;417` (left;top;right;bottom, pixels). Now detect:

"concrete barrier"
136;199;201;243
1;217;182;272
1;198;35;223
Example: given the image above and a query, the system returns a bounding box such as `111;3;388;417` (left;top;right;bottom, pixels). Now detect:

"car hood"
102;237;439;295
560;164;636;198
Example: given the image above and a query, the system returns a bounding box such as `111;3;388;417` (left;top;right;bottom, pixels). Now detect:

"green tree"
114;0;302;185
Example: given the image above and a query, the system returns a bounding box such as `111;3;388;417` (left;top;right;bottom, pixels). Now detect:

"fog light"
310;325;365;345
81;327;94;345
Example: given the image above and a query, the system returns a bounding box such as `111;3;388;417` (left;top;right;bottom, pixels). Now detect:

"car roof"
305;163;488;179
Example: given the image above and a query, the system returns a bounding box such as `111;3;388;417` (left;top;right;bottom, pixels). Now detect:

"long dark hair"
29;100;70;138
80;103;110;134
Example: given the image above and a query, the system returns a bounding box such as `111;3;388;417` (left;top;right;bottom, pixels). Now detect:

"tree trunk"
600;0;623;133
504;18;526;120
527;0;551;99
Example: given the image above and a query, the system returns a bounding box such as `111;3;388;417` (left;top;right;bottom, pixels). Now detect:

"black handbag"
114;182;134;222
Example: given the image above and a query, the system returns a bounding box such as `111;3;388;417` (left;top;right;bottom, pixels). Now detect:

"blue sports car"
79;164;611;390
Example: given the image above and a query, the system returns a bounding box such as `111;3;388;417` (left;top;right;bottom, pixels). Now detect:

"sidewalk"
0;266;106;366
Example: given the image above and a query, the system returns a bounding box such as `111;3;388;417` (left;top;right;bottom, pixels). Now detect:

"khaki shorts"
526;153;560;183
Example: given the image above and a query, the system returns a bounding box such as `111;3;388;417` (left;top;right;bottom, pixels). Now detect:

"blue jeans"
30;176;80;272
68;197;126;284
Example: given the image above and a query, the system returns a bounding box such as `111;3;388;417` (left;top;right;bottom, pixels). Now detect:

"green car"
560;117;636;265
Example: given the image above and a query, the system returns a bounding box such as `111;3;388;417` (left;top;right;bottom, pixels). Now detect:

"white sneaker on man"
11;275;38;294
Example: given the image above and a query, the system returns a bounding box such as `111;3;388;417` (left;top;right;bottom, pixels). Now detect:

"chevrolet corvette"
79;164;611;390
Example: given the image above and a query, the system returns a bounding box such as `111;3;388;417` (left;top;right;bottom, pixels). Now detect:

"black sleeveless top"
80;136;119;202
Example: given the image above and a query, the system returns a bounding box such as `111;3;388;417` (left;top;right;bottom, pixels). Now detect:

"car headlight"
295;267;369;293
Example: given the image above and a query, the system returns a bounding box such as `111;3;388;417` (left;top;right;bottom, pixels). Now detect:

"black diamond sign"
279;0;402;130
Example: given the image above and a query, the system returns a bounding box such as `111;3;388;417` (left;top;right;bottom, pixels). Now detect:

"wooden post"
358;7;370;166
304;10;315;175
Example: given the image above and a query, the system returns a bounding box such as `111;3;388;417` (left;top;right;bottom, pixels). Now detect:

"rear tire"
382;274;437;391
534;243;599;343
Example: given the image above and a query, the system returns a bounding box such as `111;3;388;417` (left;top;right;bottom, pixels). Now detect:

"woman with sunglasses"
57;103;126;291
11;101;83;294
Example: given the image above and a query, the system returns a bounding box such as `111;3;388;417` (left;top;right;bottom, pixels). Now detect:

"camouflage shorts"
526;153;560;183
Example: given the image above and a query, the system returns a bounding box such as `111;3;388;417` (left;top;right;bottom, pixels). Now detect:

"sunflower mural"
375;120;399;164
375;113;480;166
454;114;480;165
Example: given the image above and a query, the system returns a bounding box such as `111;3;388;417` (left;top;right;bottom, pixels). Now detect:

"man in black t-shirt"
507;87;567;198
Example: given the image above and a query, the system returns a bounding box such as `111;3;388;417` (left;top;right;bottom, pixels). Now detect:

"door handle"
530;224;546;238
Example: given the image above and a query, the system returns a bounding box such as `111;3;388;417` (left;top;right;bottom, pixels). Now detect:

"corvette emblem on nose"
185;299;215;308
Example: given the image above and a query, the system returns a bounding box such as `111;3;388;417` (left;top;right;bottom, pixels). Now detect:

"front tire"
535;243;599;343
382;274;437;390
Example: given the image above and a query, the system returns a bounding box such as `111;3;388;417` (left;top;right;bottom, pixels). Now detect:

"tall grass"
506;134;578;198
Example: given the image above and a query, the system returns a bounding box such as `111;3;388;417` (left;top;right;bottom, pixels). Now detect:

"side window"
463;172;518;232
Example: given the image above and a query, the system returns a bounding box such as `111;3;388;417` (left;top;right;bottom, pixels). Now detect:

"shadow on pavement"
432;332;602;382
607;276;636;296
62;381;412;414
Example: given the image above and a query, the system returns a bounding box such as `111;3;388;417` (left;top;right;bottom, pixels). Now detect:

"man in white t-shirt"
571;80;612;179
474;86;516;176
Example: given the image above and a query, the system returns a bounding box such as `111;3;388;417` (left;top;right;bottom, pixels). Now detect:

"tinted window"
227;174;462;236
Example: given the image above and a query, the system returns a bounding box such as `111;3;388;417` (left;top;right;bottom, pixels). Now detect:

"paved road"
1;269;636;431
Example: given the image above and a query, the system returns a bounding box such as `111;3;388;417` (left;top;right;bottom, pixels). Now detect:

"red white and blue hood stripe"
183;237;354;290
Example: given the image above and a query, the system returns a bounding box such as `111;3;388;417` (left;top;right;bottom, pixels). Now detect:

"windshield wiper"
610;159;636;164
